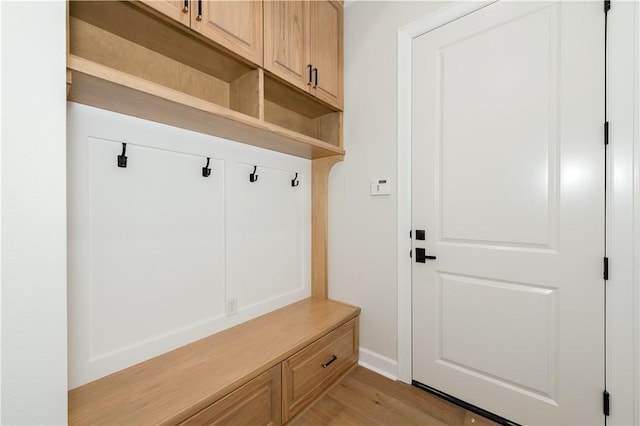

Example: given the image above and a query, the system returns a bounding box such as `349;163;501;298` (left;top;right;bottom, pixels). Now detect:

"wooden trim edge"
311;155;344;299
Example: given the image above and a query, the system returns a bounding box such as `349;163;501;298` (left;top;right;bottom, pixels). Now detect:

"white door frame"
396;2;639;424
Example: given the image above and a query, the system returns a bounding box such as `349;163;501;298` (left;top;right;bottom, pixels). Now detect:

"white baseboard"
358;348;398;381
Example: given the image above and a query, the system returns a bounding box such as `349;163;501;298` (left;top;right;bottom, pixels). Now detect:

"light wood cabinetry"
67;3;349;420
140;0;262;66
68;0;342;157
141;0;190;27
264;1;343;110
69;299;360;425
263;76;342;147
68;0;344;303
190;1;263;66
180;366;281;426
282;318;358;422
309;1;343;109
263;1;310;93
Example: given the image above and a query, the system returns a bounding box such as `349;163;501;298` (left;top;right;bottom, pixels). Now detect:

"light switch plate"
370;178;391;196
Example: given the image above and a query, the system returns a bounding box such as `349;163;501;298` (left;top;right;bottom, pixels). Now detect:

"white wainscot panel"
68;103;312;388
88;139;226;361
438;6;558;249
226;163;308;309
438;273;558;400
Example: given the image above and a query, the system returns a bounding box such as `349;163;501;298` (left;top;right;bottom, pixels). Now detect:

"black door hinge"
604;122;609;145
604;257;609;280
603;390;610;416
410;249;412;258
604;0;611;13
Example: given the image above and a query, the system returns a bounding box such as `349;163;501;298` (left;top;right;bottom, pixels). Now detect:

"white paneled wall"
87;140;226;361
227;163;307;309
67;103;310;388
2;2;68;423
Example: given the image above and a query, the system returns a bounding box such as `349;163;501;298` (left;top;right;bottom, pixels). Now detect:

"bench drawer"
282;317;358;421
181;366;281;426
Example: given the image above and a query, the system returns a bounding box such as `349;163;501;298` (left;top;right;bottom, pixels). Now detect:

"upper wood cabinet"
264;1;343;110
141;0;190;27
141;0;263;66
191;1;263;66
309;1;343;109
263;2;310;94
68;0;344;158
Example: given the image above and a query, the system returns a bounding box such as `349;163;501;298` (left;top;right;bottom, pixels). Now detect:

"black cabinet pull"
313;68;318;88
182;0;188;13
196;0;202;21
307;64;313;85
321;355;337;368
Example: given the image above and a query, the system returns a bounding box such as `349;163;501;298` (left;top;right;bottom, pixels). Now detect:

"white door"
411;2;604;425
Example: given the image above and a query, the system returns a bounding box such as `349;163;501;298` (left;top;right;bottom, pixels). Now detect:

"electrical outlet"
225;298;238;316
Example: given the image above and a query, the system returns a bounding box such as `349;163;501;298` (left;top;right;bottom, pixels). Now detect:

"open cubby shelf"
67;0;344;160
264;74;342;147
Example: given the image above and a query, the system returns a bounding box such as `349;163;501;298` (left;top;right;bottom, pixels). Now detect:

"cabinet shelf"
264;74;342;148
67;56;344;160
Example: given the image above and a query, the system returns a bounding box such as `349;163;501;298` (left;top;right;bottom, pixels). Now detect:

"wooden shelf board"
264;72;337;119
68;298;360;425
67;55;345;160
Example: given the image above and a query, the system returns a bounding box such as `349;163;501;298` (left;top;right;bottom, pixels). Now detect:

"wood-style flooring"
291;367;500;426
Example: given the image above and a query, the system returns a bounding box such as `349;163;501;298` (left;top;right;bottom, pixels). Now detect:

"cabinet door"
180;366;281;426
191;1;263;66
263;1;310;93
140;0;190;27
309;1;343;109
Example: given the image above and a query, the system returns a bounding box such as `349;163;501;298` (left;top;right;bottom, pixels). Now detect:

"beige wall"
330;1;450;376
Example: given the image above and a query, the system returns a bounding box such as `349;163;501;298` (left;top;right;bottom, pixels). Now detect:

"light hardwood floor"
291;367;500;426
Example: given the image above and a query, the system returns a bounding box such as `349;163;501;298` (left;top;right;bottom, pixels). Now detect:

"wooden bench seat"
69;298;360;425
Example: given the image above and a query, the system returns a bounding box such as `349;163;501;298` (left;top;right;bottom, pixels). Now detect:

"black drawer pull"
196;0;202;21
321;355;337;368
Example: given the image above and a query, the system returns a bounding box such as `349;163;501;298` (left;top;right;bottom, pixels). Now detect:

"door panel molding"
396;0;497;386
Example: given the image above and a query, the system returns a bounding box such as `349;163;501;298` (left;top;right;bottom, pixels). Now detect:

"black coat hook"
250;165;258;182
117;143;127;168
291;172;299;187
202;157;211;177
